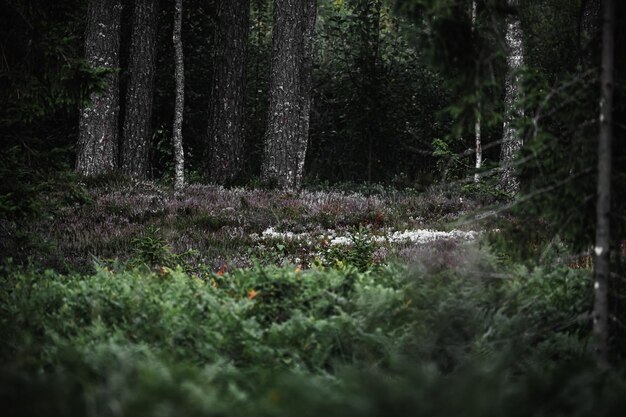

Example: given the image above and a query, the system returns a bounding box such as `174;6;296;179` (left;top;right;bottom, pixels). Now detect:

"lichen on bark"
121;0;159;179
173;0;186;190
76;0;122;176
206;0;250;185
499;0;524;195
261;0;317;190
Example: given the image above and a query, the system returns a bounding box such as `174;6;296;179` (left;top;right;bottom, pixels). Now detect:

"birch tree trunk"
473;0;482;183
499;0;524;194
172;0;186;190
207;0;250;184
298;0;317;185
593;0;615;370
261;0;317;190
121;0;159;179
76;0;122;176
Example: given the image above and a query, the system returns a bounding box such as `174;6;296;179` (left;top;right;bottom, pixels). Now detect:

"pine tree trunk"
121;0;159;179
593;0;615;370
76;0;122;176
207;0;250;185
172;0;185;190
499;0;524;194
261;0;317;190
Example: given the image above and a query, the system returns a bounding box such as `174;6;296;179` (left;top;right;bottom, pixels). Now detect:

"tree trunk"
261;0;317;190
298;0;317;186
499;0;524;194
356;0;382;184
474;109;482;183
121;0;159;179
593;0;615;370
76;0;122;176
207;0;250;185
172;0;185;190
473;0;482;183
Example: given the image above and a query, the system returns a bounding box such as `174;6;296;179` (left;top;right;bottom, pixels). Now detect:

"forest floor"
3;178;623;417
2;178;491;273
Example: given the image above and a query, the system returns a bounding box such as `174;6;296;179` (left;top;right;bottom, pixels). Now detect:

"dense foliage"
2;257;612;417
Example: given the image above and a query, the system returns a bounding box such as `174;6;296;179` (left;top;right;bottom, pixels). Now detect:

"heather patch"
3;181;480;273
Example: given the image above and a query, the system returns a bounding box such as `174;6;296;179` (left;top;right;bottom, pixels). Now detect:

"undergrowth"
1;256;612;417
2;174;621;416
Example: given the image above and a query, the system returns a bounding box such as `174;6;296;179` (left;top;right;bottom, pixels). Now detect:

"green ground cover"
1;180;624;417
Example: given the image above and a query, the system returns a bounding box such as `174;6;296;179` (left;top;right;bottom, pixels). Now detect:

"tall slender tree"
298;0;317;182
121;0;159;179
207;0;250;184
76;0;122;176
472;0;482;183
352;0;382;183
172;0;185;190
499;0;524;194
593;0;615;369
261;0;317;190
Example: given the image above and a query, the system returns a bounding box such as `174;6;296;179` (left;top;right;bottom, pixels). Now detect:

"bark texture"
207;0;250;184
593;0;615;369
474;110;482;183
473;0;482;183
121;0;159;179
298;0;316;183
261;0;317;190
76;0;122;176
173;0;185;190
499;0;524;194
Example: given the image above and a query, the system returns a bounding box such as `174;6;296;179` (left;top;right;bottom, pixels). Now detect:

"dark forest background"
2;0;620;182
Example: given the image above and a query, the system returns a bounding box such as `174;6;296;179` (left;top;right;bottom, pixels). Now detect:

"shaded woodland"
1;0;626;415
